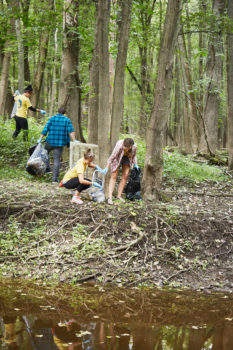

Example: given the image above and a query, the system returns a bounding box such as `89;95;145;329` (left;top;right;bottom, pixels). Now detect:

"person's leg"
52;147;63;182
117;164;130;200
108;169;119;204
64;178;90;204
20;118;29;141
12;116;21;138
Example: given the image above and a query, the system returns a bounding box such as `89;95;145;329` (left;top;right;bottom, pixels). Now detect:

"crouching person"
60;149;103;204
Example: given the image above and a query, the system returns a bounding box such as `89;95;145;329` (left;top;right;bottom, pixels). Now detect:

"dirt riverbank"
0;178;232;292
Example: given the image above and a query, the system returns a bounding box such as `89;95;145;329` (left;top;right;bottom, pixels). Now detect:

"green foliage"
163;149;228;184
0;117;44;180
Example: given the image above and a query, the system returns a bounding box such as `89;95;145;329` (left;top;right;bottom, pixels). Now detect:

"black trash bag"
124;167;142;201
26;143;49;176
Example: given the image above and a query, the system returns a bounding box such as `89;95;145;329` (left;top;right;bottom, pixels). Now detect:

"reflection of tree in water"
1;315;233;350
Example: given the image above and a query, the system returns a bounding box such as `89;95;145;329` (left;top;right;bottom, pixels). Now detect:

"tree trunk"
97;0;111;168
31;0;54;109
58;0;85;142
15;8;24;93
178;32;199;151
142;0;183;200
110;0;133;149
49;25;58;116
0;0;17;116
88;1;99;144
198;0;225;154
227;0;233;170
21;0;31;83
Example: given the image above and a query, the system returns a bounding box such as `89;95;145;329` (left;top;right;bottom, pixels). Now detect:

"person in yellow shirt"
60;148;103;204
12;84;46;141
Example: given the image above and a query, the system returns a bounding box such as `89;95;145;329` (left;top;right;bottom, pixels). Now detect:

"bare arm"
69;131;75;141
78;173;92;185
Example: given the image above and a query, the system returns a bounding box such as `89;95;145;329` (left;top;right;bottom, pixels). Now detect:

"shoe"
71;195;83;204
117;197;125;202
107;198;113;205
59;180;63;187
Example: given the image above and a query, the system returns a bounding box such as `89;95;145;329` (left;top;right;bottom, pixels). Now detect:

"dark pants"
44;142;63;182
12;116;28;141
63;177;91;193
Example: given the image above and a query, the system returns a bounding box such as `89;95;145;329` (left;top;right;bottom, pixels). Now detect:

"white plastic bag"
88;170;105;203
26;143;49;176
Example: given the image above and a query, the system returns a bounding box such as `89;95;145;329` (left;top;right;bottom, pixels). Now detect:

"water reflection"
0;281;233;349
1;315;233;349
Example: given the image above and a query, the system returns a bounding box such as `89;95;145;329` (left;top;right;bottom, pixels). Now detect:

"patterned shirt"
42;113;74;147
107;139;137;173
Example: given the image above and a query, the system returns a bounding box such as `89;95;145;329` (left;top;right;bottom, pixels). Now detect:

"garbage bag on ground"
124;167;142;201
88;170;105;203
26;143;49;176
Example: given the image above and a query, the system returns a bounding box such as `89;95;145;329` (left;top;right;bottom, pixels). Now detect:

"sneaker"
59;180;64;187
71;195;83;204
107;198;113;205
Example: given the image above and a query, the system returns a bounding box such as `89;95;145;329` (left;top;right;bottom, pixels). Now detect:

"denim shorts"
121;156;130;166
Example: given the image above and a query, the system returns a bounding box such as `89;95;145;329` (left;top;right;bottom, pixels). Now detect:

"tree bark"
97;0;111;168
31;0;54;109
58;0;85;142
15;11;24;93
179;32;199;152
110;0;133;149
88;1;99;144
142;0;183;200
0;0;17;116
227;0;233;170
198;0;225;154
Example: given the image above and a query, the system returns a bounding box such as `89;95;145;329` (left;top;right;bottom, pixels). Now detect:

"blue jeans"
44;142;63;182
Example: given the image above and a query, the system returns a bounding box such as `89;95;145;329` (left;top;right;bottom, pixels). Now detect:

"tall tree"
31;0;54;109
58;0;85;141
88;1;99;144
97;0;110;168
227;0;233;170
142;0;183;200
110;0;133;148
0;0;17;116
198;0;225;154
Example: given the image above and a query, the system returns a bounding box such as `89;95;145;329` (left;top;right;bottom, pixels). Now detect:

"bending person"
60;149;103;205
103;138;138;204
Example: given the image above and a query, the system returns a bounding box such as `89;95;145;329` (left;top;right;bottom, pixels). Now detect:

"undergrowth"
0;119;230;185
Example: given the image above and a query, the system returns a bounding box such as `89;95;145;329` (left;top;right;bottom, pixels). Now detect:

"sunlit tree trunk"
198;0;225;154
227;0;233;170
21;0;31;83
110;0;133;149
142;0;183;200
58;0;85;141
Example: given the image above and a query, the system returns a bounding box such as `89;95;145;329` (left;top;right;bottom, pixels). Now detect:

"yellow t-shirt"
15;94;32;118
63;157;87;182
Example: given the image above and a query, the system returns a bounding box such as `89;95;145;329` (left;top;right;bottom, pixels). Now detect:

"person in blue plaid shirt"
38;107;76;183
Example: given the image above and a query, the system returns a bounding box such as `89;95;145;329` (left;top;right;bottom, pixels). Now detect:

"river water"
0;280;232;349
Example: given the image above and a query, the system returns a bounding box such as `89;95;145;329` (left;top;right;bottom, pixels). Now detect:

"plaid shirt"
107;139;137;173
42;113;74;147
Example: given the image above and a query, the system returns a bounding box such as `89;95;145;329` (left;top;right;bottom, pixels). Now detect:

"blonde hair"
84;148;95;159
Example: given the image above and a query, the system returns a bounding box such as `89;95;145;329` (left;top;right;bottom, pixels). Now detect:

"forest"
1;0;233;199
